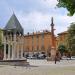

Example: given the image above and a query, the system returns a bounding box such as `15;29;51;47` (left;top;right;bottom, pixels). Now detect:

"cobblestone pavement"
0;59;75;75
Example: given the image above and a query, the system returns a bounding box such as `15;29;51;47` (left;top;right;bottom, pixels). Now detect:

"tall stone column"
50;17;56;60
3;36;6;60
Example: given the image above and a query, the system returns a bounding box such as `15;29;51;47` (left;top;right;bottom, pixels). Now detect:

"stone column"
8;43;10;60
21;37;23;58
51;47;56;60
16;36;20;59
17;43;19;59
12;34;16;60
11;43;14;60
3;36;6;60
4;43;6;60
21;44;23;59
7;33;11;60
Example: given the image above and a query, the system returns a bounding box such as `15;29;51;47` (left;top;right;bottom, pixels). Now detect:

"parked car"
71;56;75;59
37;54;46;59
62;55;67;60
27;54;37;59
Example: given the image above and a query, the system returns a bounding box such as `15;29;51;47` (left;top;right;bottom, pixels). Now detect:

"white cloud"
54;14;75;35
16;10;75;35
16;11;51;34
40;0;58;8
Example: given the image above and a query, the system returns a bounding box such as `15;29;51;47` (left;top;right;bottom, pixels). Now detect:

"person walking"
54;55;57;64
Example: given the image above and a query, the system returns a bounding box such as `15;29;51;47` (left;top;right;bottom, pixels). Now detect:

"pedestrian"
67;52;71;60
55;55;57;64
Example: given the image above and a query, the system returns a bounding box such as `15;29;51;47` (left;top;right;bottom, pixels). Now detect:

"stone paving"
0;59;75;75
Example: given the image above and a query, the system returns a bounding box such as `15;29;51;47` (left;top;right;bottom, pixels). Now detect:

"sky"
0;0;75;35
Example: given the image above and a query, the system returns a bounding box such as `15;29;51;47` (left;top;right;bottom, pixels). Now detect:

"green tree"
58;44;66;56
0;29;3;49
67;23;75;54
57;0;75;16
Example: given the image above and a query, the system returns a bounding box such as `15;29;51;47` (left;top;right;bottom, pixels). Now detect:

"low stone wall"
0;59;29;66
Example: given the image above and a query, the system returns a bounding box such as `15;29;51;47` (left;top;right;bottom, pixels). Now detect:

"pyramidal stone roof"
4;13;23;34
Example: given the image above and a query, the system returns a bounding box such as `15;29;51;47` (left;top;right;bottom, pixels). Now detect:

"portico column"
3;36;6;60
8;43;10;60
12;43;14;60
21;37;23;58
17;43;19;59
3;35;6;60
12;34;16;59
13;43;16;59
21;44;23;58
4;43;6;60
14;34;16;58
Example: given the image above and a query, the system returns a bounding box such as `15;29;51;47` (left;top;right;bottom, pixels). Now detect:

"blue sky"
0;0;75;35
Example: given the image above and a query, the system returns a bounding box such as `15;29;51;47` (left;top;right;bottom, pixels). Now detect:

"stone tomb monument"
0;14;28;66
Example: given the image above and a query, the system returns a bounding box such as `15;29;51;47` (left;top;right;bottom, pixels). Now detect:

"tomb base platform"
0;59;29;66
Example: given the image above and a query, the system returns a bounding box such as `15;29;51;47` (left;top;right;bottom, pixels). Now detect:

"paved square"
0;59;75;75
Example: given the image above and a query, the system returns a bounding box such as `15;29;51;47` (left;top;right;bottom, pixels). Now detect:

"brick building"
56;31;68;48
23;30;56;55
